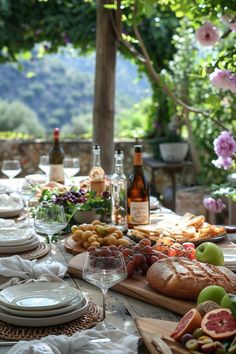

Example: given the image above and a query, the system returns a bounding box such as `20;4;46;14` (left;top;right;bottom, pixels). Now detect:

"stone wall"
0;139;147;177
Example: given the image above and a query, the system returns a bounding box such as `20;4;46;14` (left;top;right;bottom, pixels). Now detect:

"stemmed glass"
34;203;67;263
82;249;127;328
17;185;35;221
1;160;22;191
63;157;80;184
38;155;50;178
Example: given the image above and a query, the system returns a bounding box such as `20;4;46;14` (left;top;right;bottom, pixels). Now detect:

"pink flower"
203;197;226;213
213;131;236;158
210;69;236;93
195;21;219;46
212;156;233;170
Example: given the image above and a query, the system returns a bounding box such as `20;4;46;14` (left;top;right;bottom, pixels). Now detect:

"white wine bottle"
49;128;65;184
89;145;105;196
111;149;127;231
127;145;150;228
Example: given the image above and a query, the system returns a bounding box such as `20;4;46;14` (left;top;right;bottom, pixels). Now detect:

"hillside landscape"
0;51;151;137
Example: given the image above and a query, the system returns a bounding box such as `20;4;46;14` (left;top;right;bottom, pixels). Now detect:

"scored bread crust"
146;257;236;301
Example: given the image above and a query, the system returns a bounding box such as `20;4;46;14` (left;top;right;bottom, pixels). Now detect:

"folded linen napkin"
0;256;67;289
0;194;23;209
6;326;139;354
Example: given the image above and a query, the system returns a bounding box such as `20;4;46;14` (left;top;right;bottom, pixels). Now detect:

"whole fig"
196;300;220;317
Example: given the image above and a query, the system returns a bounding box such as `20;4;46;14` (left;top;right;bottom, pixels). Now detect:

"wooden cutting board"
64;235;86;254
135;317;188;354
68;253;195;315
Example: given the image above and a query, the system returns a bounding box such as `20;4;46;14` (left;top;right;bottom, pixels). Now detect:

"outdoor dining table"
0;176;181;353
0;176;235;353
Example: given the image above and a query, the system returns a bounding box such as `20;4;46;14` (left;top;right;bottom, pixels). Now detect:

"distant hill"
0;52;151;132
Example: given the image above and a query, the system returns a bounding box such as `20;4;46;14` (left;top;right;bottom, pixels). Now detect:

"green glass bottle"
49;128;65;184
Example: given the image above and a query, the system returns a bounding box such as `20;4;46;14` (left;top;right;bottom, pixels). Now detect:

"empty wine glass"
34;203;67;263
1;160;21;191
17;185;35;220
38;155;50;177
63;157;80;184
82;249;127;328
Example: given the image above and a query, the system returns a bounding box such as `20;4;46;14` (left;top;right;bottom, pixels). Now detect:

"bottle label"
49;164;64;184
130;201;149;224
90;179;105;197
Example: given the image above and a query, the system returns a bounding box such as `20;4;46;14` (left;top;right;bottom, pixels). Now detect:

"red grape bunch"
88;239;168;278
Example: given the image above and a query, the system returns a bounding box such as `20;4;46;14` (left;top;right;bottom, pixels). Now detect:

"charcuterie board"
68;253;195;315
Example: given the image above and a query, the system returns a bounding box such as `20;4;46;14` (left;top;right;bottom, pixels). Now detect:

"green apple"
195;242;224;266
197;285;227;305
220;293;236;310
220;294;233;309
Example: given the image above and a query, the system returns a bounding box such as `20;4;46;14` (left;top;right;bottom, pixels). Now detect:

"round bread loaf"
146;257;236;300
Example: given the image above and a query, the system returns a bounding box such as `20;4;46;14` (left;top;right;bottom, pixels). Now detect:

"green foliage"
160;18;236;185
0;0;97;62
0;99;45;136
115;98;152;138
37;186;111;223
0;131;33;140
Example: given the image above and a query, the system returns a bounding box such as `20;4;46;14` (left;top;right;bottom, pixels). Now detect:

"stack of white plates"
0;228;40;253
222;248;236;271
0;282;88;326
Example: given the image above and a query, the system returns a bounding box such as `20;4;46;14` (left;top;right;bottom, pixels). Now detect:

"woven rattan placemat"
0;242;50;260
0;301;102;341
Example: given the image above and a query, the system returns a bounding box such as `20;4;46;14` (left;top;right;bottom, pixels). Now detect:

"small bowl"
73;209;101;224
159;142;188;163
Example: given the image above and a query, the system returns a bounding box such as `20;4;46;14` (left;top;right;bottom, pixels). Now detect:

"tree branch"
132;23;210;117
110;0;229;129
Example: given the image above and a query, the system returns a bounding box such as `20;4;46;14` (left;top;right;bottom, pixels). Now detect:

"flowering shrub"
195;21;236;94
204;131;236;213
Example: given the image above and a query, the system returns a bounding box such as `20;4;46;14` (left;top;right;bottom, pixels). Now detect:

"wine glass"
63;157;80;184
38;155;50;177
1;160;21;191
17;185;35;221
34;203;67;263
82;249;127;328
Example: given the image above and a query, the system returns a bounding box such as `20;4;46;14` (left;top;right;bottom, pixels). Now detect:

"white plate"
25;174;47;185
0;296;88;327
0;206;24;218
0;282;79;311
0;234;40;253
222;248;236;264
0;292;84;317
0;228;33;245
0;219;15;228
